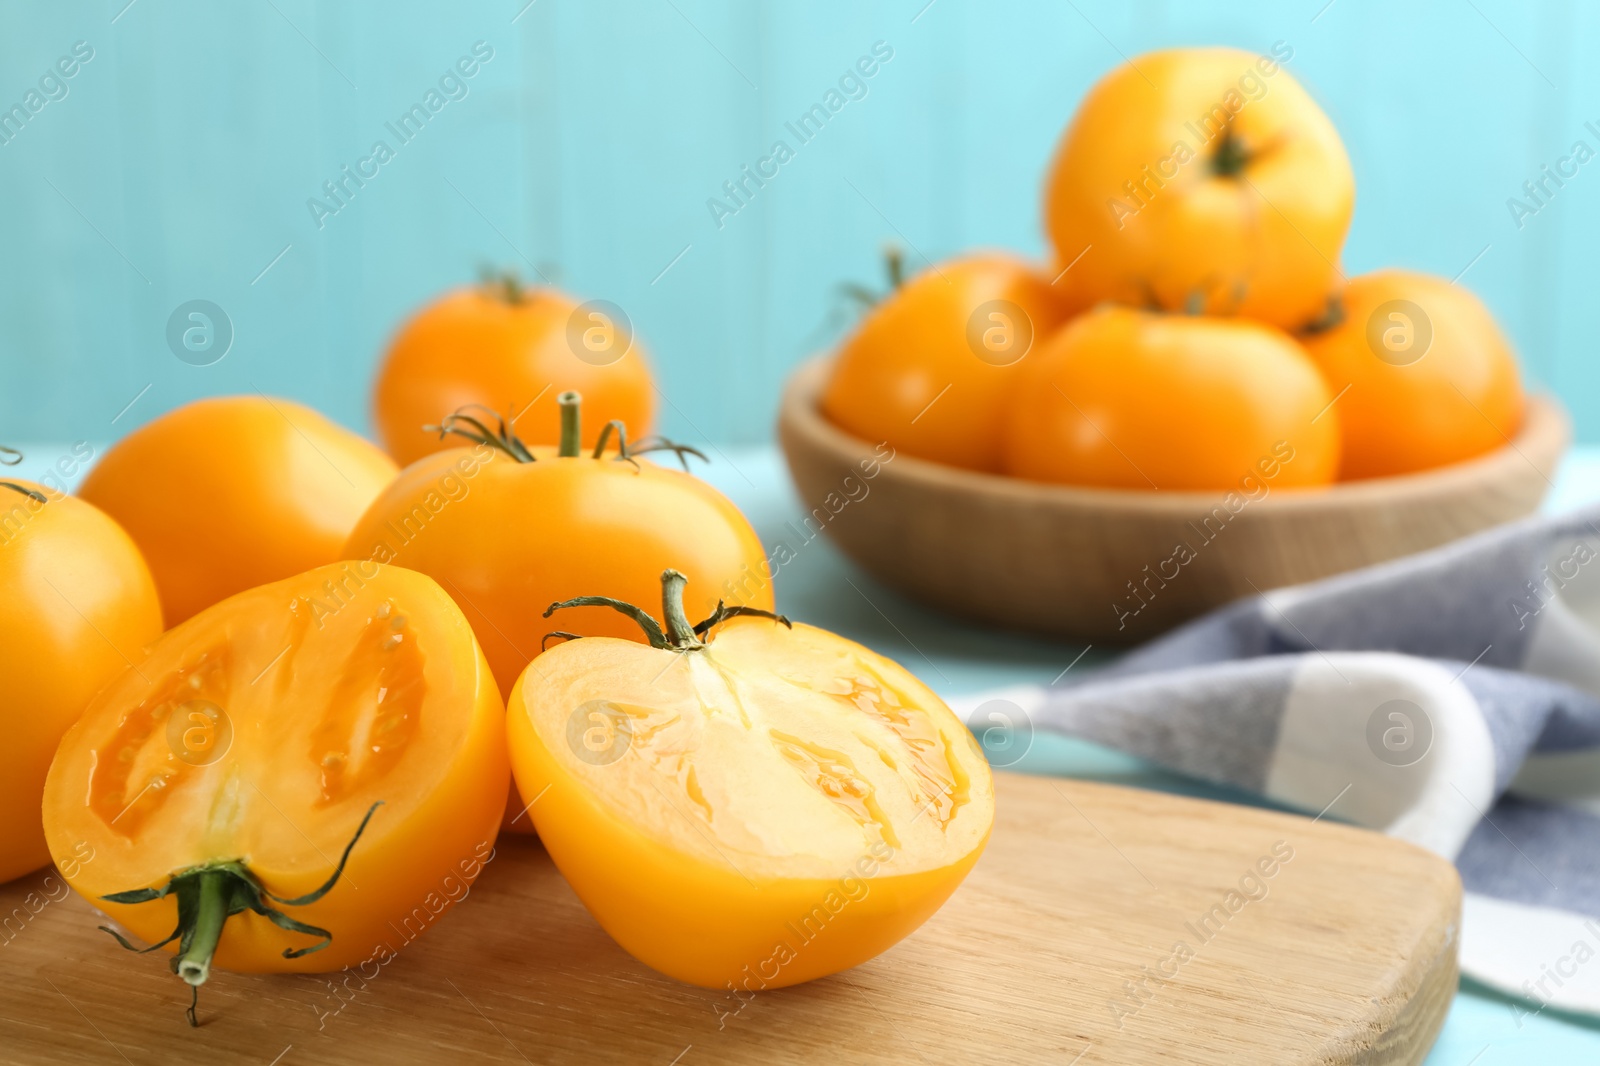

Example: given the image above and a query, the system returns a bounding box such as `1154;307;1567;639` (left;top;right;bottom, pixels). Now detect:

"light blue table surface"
19;439;1600;1062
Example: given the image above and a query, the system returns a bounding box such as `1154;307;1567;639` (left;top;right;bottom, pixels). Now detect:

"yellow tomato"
821;252;1076;471
1043;46;1354;330
374;280;655;467
507;571;994;989
1300;270;1524;479
1002;306;1339;490
345;395;774;834
79;397;398;626
0;478;162;883
44;563;506;1020
344;396;772;700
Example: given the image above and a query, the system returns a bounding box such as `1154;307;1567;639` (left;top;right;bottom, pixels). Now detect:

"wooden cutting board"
0;773;1459;1065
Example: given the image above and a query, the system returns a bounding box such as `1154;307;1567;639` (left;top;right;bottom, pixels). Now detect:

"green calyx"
557;390;581;457
1210;126;1251;178
542;569;791;652
0;445;46;503
99;801;381;1027
1299;293;1348;336
837;242;907;313
425;395;707;472
478;265;528;305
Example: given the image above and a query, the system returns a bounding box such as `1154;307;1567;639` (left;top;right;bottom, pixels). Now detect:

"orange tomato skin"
0;484;162;883
820;254;1076;471
504;619;994;989
1043;47;1354;330
374;287;656;467
507;686;986;989
1002;306;1339;490
78;397;398;627
1300;270;1524;480
42;563;508;973
342;447;774;698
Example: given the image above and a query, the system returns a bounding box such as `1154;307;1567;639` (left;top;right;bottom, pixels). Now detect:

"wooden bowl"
777;357;1570;644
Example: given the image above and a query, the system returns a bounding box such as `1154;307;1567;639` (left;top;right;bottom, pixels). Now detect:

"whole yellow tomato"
44;562;507;1023
1043;46;1354;330
1002;306;1339;490
821;252;1075;471
344;394;774;832
0;474;162;884
508;570;994;989
1300;270;1524;479
373;277;655;467
78;397;398;626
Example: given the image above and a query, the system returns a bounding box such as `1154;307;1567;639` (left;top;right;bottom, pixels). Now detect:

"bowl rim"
778;355;1571;516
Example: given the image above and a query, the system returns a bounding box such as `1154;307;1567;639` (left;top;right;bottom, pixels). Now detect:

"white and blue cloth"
961;506;1600;1017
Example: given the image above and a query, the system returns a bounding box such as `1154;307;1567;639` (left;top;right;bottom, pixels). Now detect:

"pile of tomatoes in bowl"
822;45;1527;491
1;274;994;1022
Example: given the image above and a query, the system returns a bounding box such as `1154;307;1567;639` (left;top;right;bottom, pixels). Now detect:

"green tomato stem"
1;481;46;502
544;570;792;651
175;869;229;987
558;391;582;458
1211;126;1250;178
885;244;905;290
659;570;699;646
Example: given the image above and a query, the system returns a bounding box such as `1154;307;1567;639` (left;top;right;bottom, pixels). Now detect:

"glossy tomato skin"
78;396;398;626
1002;306;1339;490
1044;47;1354;330
374;287;655;467
0;483;162;883
1300;270;1524;480
821;253;1075;471
505;618;994;989
342;446;774;698
42;563;507;973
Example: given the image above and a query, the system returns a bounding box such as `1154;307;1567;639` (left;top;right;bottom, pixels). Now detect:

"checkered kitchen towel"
958;505;1600;1017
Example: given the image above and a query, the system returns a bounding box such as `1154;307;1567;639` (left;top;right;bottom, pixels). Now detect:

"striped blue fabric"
964;507;1600;1014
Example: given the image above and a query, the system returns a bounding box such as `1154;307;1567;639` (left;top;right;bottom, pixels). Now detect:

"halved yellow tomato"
345;395;774;833
507;571;994;989
43;562;506;1019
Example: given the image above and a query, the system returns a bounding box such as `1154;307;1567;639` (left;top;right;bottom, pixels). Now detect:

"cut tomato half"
43;562;507;999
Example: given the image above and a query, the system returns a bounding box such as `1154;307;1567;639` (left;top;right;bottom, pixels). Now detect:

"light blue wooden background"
0;0;1592;447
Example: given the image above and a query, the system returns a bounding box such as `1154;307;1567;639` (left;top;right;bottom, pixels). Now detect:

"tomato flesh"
44;562;508;972
507;618;994;988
